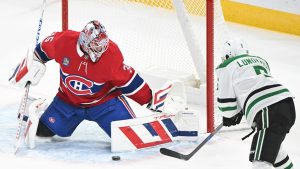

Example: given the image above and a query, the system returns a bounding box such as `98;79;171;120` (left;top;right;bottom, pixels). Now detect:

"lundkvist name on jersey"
217;54;269;69
236;56;269;69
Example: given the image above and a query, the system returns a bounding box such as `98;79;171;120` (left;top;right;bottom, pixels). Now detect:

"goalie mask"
79;20;109;62
222;38;249;62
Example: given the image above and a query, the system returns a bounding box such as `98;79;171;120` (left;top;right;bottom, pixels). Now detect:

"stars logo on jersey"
60;69;104;95
63;57;70;66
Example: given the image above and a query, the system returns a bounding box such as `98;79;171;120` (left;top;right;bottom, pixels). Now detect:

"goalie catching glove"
9;46;46;88
223;111;243;127
147;81;173;112
147;80;187;113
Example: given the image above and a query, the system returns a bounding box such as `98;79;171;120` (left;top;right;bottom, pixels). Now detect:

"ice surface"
0;0;299;169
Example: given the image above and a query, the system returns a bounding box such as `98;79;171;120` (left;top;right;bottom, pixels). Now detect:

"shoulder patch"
62;57;70;66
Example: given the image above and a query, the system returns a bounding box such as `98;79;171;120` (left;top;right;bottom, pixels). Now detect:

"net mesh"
66;0;209;77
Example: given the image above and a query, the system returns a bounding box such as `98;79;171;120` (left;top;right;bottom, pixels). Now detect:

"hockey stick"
14;0;46;155
35;0;46;46
14;82;31;154
160;123;223;161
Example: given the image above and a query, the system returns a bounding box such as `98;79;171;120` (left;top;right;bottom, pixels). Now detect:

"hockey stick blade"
160;148;186;160
160;123;223;161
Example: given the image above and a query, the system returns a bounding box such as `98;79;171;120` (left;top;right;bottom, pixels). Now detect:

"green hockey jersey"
216;54;293;125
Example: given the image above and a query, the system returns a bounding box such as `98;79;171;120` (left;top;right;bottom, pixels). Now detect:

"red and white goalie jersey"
34;30;152;107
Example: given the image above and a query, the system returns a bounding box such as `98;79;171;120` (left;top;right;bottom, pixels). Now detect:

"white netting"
67;0;207;77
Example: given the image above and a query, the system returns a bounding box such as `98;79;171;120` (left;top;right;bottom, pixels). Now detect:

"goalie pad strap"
18;113;29;122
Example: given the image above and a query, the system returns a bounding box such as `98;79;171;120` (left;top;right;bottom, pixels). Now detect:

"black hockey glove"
223;111;243;127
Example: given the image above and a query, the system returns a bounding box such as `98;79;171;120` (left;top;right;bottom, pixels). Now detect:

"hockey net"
59;0;232;133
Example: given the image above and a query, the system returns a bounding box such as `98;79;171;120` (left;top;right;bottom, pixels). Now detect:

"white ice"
0;0;300;169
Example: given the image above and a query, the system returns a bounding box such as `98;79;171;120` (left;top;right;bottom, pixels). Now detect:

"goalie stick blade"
160;148;188;160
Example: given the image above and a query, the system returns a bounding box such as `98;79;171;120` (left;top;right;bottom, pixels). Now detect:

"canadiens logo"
49;117;56;123
60;69;104;95
65;75;93;95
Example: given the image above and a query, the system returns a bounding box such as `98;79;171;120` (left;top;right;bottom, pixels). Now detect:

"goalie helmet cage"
61;0;228;133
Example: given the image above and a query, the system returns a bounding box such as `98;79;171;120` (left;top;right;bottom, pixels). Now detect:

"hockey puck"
112;156;121;161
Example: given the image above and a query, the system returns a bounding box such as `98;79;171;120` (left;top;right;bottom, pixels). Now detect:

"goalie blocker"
9;46;46;88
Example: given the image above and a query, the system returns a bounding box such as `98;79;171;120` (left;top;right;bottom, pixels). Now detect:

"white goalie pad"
24;97;48;149
111;110;199;152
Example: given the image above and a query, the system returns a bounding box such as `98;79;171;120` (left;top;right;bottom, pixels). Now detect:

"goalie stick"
14;0;46;155
160;123;223;161
14;82;31;154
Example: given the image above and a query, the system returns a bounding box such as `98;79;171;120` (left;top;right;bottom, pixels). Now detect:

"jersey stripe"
217;97;240;117
219;106;238;112
217;98;237;103
274;156;289;167
118;96;136;118
262;107;269;129
245;88;289;118
119;73;145;96
34;43;52;62
254;129;266;161
243;84;281;110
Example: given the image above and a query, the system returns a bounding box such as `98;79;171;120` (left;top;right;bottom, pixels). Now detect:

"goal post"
60;0;228;133
206;0;214;132
62;0;68;31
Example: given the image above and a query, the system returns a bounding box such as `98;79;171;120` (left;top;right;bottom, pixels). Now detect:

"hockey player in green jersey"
216;38;296;169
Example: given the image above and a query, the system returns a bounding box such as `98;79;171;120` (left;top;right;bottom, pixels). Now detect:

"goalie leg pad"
25;98;48;149
111;113;175;152
111;111;199;152
174;109;199;141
